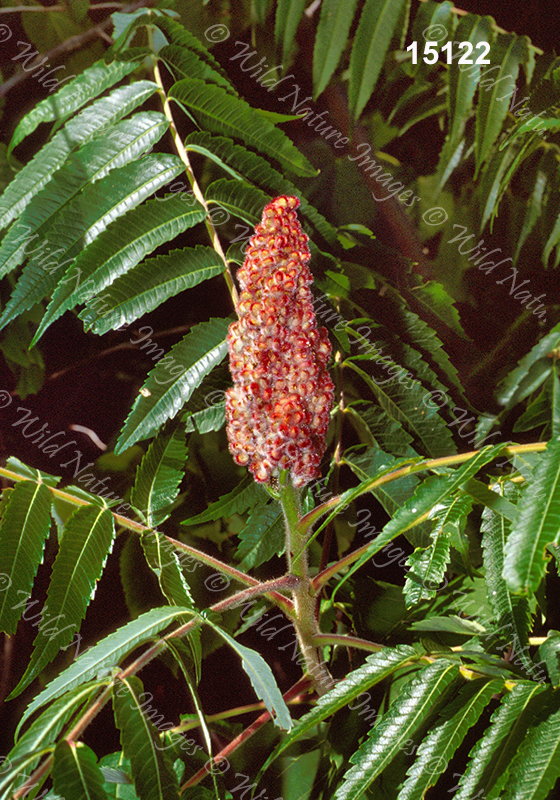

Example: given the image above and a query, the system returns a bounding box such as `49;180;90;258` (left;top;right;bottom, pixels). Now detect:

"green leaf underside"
349;0;408;120
19;606;195;728
116;317;231;452
333;660;459;799
313;0;360;100
0;481;52;635
9;505;115;699
169;78;317;177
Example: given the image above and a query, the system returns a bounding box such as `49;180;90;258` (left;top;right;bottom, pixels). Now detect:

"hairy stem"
280;475;335;696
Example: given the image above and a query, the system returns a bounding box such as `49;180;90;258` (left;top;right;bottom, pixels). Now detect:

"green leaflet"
88;244;223;335
8;505;115;699
0;154;188;336
52;741;107;800
345;402;416;457
403;493;471;608
0;81;158;232
19;606;195;728
205;178;270;226
275;0;306;60
1;682;103;798
0;112;169;282
313;0;359;99
496;324;560;409
116;317;231;453
348;0;408;120
454;682;546;799
183;475;269;525
258;645;419;780
503;437;560;595
169;78;317;177
319;444;505;591
474;33;528;173
334;660;459;799
35;165;202;343
448;15;496;153
398;678;503;799
113;676;180;800
0;480;52;635
159;43;237;94
505;688;560;800
132;429;188;528
7;58;142;157
344;361;456;458
236;502;285;571
481;483;534;676
184;131;338;245
141;530;197;612
202;618;292;730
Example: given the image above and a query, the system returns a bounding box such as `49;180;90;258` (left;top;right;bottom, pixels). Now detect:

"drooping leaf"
481;483;534;676
0;480;52;635
505;688;560;800
52;741;108;800
313;0;359;100
113;675;180;800
496;324;560;409
503;437;560;595
474;33;527;172
131;429;188;527
333;660;459;799
141;530;197;612
274;0;306;60
203;619;292;730
19;606;195;727
8;505;115;699
169;78;317;177
348;0;408;120
116;317;231;453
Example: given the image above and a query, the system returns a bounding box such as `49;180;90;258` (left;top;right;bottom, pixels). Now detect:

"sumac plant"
1;3;560;799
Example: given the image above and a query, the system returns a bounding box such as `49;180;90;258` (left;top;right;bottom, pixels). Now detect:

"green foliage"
1;3;560;799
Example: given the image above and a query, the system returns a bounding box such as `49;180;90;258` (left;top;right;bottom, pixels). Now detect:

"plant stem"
279;475;335;696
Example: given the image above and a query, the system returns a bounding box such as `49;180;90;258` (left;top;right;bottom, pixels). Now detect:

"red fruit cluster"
226;196;334;487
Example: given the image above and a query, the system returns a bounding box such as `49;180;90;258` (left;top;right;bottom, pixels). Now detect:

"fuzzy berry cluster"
226;196;334;487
